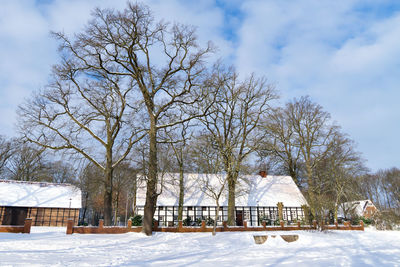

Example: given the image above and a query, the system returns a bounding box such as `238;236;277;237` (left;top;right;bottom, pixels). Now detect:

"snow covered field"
1;227;399;266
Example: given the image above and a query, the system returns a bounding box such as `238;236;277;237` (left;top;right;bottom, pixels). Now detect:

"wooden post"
201;220;206;231
262;220;266;228
335;221;338;229
178;220;183;232
99;219;104;229
66;218;74;235
297;221;301;230
223;221;227;230
280;220;284;229
23;218;32;234
153;220;159;231
243;220;247;229
127;219;132;230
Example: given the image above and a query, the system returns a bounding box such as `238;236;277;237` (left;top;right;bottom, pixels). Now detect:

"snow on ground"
1;227;400;266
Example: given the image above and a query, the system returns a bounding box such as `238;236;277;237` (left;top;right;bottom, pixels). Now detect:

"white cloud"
1;0;399;170
0;0;232;137
234;0;400;170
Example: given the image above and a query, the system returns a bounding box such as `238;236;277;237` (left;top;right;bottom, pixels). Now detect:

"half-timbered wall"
136;206;305;227
0;206;79;226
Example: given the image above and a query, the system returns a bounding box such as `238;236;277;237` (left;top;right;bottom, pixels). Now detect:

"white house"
135;173;308;226
0;180;81;226
339;199;378;219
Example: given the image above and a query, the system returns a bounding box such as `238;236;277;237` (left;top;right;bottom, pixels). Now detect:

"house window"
187;207;193;211
202;207;207;211
244;210;250;221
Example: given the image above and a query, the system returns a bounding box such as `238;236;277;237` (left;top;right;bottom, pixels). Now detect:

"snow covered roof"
0;180;82;209
136;173;308;207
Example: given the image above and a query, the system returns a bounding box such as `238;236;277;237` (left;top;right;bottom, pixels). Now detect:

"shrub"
361;216;373;225
130;215;143;226
205;217;215;226
374;210;400;230
183;216;192;226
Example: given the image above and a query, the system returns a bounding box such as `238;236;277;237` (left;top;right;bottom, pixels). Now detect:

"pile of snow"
0;227;399;266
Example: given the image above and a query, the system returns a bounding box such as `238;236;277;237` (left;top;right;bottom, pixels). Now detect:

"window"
244;210;250;221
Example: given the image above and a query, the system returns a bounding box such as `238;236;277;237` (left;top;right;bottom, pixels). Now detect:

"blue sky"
1;0;400;171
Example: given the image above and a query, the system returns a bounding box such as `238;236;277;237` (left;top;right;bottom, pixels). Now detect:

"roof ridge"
0;179;74;187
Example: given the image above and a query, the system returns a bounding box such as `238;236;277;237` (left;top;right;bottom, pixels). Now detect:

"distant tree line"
0;2;398;234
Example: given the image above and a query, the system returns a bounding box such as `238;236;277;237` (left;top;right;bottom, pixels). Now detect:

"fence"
66;218;364;234
0;218;32;234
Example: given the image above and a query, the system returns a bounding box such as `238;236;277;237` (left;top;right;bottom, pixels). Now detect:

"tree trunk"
114;193;119;226
305;162;315;218
142;119;158;236
178;164;184;221
132;175;137;216
213;201;220;236
80;193;88;225
227;175;236;226
103;166;113;225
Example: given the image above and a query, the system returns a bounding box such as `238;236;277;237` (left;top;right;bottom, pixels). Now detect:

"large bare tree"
44;3;213;235
261;107;303;186
19;3;212;232
314;132;366;222
199;65;276;225
18;44;145;225
263;96;344;218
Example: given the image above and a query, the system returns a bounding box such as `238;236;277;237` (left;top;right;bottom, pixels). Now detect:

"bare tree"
51;3;214;235
78;163;105;225
201;173;227;235
18;40;145;225
192;132;226;235
261;107;303;186
314;132;366;222
162;122;193;221
263;96;340;218
50;160;77;184
199;65;276;225
112;162;137;225
0;136;13;176
6;142;49;182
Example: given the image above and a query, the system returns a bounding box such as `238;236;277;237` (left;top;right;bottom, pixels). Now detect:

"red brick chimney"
258;170;267;178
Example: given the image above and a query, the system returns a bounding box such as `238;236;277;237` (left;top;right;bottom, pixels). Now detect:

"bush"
130;215;143;226
183;216;192;226
361;216;373;225
205;217;215;226
350;215;361;225
374;211;400;230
